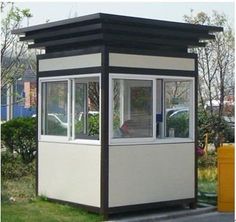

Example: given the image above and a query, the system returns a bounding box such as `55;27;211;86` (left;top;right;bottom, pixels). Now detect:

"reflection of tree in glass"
74;81;100;139
131;87;152;115
47;82;67;114
165;81;190;108
113;80;121;130
88;82;99;111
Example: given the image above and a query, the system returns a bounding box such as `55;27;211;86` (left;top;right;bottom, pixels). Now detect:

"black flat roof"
12;13;223;53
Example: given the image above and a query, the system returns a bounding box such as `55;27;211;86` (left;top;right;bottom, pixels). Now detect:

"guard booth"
12;13;222;216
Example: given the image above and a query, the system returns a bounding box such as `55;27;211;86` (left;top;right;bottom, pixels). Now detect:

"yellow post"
217;144;234;212
204;133;208;156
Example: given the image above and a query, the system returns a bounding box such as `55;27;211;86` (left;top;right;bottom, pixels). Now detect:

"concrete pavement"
164;212;234;222
107;205;234;222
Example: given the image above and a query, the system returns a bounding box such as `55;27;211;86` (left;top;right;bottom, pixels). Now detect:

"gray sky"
13;2;234;27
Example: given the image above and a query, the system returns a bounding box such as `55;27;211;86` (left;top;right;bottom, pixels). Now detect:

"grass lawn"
2;200;102;222
197;167;217;205
198;167;217;193
198;180;217;193
1;153;218;221
1;176;102;222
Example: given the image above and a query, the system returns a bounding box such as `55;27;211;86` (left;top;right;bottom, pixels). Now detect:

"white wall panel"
39;53;101;72
109;143;195;207
38;142;101;207
109;53;195;71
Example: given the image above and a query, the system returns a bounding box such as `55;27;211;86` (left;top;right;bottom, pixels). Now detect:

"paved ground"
107;205;234;222
164;212;234;222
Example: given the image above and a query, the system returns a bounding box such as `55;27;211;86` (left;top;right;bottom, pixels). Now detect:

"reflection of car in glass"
32;113;68;135
47;113;68;128
166;108;180;118
169;108;189;118
77;111;99;121
32;113;68;128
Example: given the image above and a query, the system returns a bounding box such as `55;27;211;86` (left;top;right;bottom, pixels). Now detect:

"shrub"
1;117;37;164
1;151;35;180
198;167;217;182
198;151;217;168
88;114;99;136
75;114;99;137
166;112;189;137
198;109;234;148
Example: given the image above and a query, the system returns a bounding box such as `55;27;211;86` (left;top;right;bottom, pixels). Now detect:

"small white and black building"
12;13;222;217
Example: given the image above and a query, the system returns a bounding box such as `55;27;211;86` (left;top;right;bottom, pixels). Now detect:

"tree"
1;2;33;90
1;3;37;120
184;11;235;147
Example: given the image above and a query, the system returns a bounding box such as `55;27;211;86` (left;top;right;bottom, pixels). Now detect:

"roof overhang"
12;13;223;53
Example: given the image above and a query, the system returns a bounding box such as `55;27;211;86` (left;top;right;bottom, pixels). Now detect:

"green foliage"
198;108;234;148
5;5;32;23
2;175;102;221
1;117;37;163
75;118;84;136
2;175;35;203
1;2;34;89
184;11;234;148
198;153;217;205
75;114;99;137
88;114;99;136
223;123;235;143
198;167;217;182
198;151;217;169
113;112;121;131
46;117;67;136
2;199;102;222
1;151;35;180
166;112;189;137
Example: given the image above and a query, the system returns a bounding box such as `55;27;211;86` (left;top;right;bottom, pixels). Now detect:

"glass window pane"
74;78;99;140
165;81;190;138
41;81;68;136
113;79;153;138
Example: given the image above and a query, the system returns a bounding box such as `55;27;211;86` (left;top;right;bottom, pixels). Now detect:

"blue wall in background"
1;106;7;120
1;105;36;121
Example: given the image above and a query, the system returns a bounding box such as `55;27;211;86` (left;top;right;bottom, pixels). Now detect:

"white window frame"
109;74;195;145
109;74;157;145
38;74;101;145
163;79;195;141
72;75;101;144
39;78;69;142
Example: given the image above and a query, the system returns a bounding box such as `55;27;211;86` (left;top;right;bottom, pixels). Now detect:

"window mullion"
190;80;194;140
153;79;157;140
38;81;42;139
67;79;71;140
42;83;46;135
71;79;75;140
109;76;113;142
163;80;166;138
84;83;88;135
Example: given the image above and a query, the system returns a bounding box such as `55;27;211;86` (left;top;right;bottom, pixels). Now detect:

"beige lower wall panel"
109;143;195;207
38;142;100;207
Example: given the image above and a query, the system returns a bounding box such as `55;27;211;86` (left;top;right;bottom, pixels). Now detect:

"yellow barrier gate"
217;144;234;212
